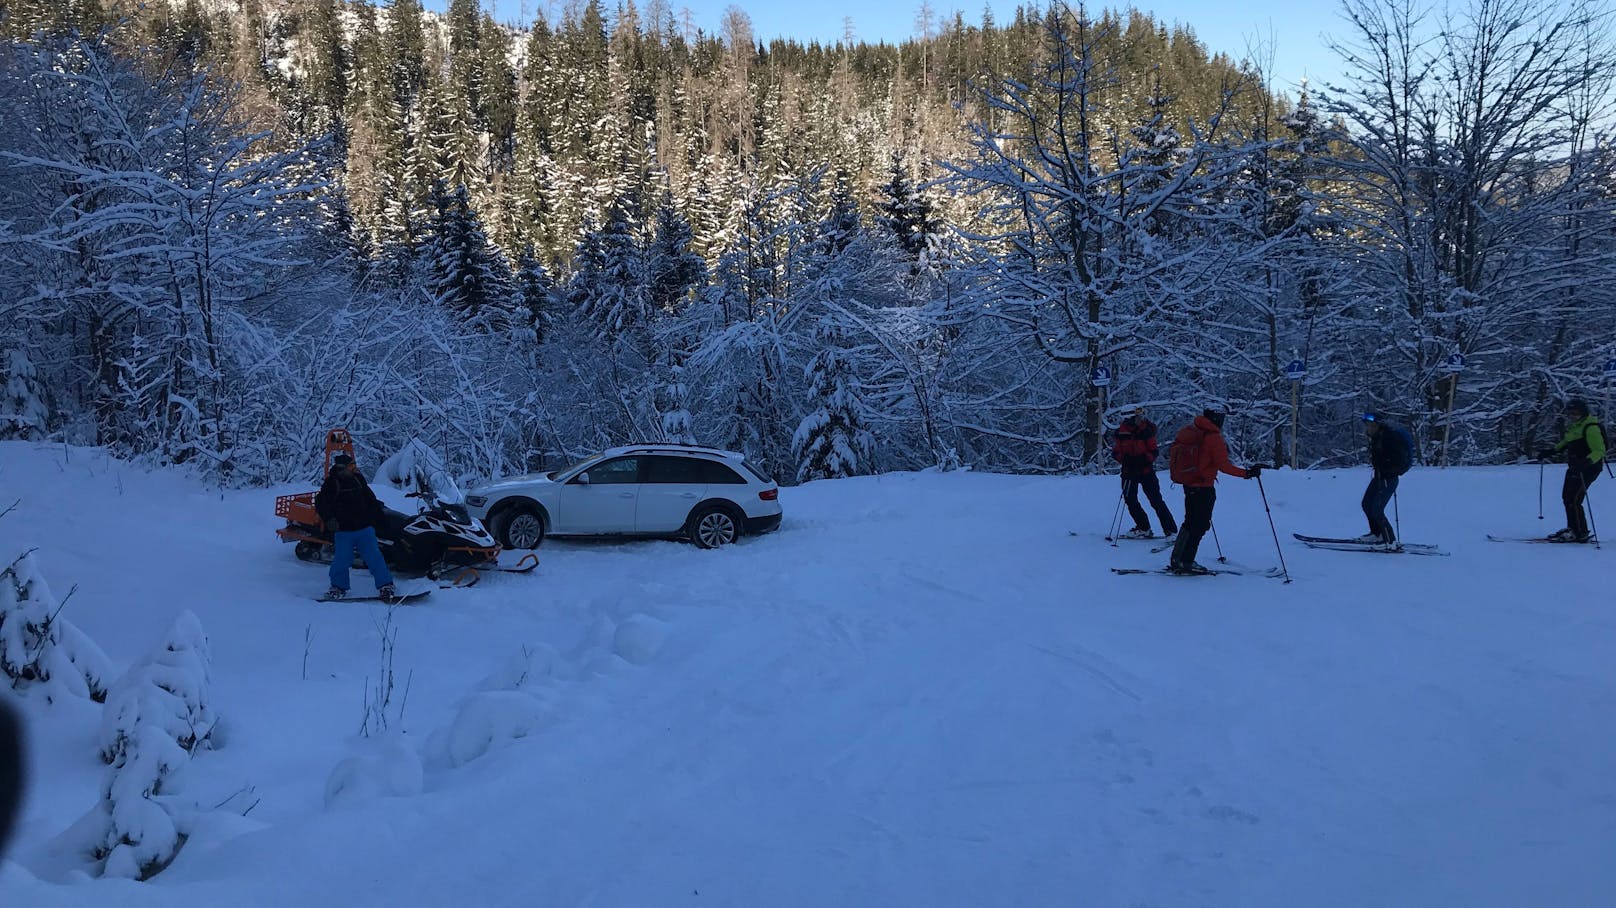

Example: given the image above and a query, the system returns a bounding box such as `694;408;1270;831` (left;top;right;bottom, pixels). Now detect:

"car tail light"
759;488;778;501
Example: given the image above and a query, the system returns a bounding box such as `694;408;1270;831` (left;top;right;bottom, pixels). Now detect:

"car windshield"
547;454;603;481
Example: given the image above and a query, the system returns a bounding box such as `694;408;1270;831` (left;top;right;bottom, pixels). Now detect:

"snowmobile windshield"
419;466;465;506
434;502;472;524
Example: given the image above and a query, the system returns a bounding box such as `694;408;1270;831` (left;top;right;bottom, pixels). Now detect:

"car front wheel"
688;505;740;549
497;506;546;550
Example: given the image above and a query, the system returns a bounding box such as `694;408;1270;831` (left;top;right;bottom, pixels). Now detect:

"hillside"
1;442;1611;905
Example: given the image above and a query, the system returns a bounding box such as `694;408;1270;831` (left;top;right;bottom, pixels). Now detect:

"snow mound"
429;691;552;769
612;614;670;665
323;737;424;810
475;643;562;692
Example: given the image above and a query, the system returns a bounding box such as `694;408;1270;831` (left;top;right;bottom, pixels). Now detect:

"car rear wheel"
688;505;740;549
497;506;546;550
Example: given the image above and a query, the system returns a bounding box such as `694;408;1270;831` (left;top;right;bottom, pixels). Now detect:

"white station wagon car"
464;445;783;550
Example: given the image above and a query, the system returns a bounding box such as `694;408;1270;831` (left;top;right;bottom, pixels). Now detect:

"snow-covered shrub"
323;736;424;810
90;723;190;880
0;552;112;702
74;611;219;880
435;691;553;769
100;611;217;764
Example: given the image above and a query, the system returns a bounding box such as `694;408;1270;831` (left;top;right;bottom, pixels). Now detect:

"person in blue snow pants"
314;453;395;598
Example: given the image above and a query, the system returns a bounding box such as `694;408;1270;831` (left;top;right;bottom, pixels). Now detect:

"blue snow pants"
330;526;394;592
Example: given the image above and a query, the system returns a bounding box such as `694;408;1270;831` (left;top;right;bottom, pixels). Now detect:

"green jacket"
1556;415;1607;466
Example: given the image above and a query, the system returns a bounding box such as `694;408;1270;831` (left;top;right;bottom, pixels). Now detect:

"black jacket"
1368;426;1410;478
314;470;384;532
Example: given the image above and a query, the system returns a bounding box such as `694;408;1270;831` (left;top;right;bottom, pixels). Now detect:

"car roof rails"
605;443;746;460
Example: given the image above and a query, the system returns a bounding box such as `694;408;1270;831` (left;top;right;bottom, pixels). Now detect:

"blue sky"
432;0;1344;94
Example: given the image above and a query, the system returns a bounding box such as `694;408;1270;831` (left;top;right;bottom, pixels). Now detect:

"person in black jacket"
314;454;396;600
1359;413;1412;544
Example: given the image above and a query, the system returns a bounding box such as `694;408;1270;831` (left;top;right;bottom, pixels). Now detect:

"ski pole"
1538;461;1545;520
1106;484;1126;544
1393;489;1401;542
1255;474;1292;584
1585;475;1601;550
1210;522;1227;563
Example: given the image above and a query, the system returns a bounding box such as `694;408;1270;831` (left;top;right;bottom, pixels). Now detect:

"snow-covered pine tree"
875;155;941;272
0;551;112;703
793;317;876;482
99;610;217;764
0;348;49;440
513;246;558;348
646;190;706;315
70;612;216;880
88;722;190;880
580;188;649;342
425;180;516;329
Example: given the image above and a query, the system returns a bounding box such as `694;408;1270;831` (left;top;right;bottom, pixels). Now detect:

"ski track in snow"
1;444;1613;906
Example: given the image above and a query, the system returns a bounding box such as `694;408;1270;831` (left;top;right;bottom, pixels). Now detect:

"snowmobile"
275;430;536;586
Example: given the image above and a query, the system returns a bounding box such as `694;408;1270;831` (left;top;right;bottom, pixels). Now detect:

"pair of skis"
1110;565;1286;579
1291;534;1449;556
1484;534;1598;546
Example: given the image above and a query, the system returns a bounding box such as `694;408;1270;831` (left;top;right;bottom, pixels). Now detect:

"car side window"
644;456;706;484
583;457;639;484
699;460;746;484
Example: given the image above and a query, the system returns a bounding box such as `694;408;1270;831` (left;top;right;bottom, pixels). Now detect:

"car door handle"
680;493;698;499
618;492;635;499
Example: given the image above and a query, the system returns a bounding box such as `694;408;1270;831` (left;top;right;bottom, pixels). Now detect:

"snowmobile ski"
495;553;540;573
1293;534;1447;556
315;590;431;604
1485;534;1597;545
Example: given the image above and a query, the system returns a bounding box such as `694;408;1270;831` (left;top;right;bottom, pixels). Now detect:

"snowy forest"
1;0;1614;485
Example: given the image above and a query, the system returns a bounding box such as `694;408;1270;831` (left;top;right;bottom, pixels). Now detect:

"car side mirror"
575;472;591;486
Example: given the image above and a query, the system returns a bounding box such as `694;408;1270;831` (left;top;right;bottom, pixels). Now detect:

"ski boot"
324;587;347;600
1168;561;1213;576
1123;527;1154;539
378;584;399;603
1547;528;1577;542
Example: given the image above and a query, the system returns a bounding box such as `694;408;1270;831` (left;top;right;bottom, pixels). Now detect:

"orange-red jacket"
1171;415;1249;487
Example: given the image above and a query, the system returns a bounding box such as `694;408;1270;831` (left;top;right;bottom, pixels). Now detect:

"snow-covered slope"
1;442;1612;905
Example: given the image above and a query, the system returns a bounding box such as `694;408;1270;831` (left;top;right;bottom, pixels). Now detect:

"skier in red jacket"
1112;407;1177;538
1167;409;1262;574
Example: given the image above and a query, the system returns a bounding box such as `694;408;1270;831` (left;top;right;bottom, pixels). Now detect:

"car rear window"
644;456;708;484
699;460;747;484
734;460;773;484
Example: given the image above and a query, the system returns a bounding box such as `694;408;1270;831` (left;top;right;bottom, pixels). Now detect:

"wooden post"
1440;372;1459;467
1289;379;1300;470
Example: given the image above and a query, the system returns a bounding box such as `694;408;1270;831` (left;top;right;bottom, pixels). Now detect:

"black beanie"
1566;399;1589;417
1203;408;1226;428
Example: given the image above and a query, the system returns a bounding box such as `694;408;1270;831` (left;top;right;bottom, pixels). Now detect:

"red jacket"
1112;417;1159;479
1172;415;1249;488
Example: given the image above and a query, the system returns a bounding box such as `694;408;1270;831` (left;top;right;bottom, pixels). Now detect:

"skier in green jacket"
1538;399;1607;543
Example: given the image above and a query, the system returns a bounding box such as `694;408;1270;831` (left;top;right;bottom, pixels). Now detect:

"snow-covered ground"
1;441;1612;906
